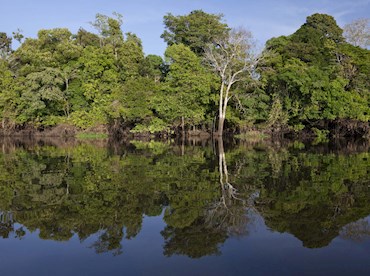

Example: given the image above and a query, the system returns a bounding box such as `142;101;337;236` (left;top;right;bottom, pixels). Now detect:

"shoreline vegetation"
0;117;368;140
0;11;369;140
0;119;368;143
0;134;369;158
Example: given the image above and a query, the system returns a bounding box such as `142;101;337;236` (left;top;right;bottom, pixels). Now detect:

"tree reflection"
254;147;370;248
0;211;14;239
90;225;124;256
206;138;249;236
161;218;228;258
340;219;370;242
160;138;251;258
0;138;368;256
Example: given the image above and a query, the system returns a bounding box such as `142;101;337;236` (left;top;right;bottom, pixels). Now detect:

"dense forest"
0;11;369;138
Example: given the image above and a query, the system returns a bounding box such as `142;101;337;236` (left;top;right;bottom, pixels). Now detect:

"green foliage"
161;10;229;55
0;11;368;135
0;12;150;131
131;117;169;134
267;96;288;129
76;132;108;139
156;44;214;128
116;35;144;80
111;77;157;121
90;12;124;47
74;28;100;48
261;13;370;132
312;128;330;143
0;59;17;124
69;109;107;129
140;54;165;81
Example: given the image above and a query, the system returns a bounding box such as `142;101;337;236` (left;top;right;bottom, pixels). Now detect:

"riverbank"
0;119;369;140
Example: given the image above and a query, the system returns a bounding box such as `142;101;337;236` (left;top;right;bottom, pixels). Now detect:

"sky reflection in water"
0;138;369;275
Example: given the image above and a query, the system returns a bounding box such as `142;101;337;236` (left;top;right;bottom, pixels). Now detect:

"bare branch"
343;18;370;48
204;27;259;135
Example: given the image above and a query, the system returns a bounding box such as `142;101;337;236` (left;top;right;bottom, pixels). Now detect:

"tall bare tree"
204;28;259;136
343;18;370;48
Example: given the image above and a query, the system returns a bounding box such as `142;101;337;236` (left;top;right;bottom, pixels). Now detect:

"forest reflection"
0;137;369;257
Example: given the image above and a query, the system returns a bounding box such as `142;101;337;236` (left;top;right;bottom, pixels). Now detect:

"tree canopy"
161;10;229;55
0;11;368;138
260;13;370;133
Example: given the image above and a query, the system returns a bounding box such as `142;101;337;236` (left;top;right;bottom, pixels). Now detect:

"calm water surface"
0;138;369;276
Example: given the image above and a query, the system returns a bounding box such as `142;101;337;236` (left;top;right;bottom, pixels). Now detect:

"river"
0;137;369;275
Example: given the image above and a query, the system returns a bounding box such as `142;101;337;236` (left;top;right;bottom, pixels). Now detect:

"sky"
1;0;369;55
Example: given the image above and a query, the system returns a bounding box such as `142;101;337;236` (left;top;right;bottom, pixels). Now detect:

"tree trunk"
65;78;70;118
181;116;185;137
217;136;238;206
181;135;185;156
216;116;225;137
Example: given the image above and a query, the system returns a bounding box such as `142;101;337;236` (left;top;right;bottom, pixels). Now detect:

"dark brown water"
0;138;369;275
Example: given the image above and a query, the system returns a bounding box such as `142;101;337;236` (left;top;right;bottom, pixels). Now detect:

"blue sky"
1;0;369;55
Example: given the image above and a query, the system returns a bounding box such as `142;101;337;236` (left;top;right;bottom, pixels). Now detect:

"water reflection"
0;137;369;258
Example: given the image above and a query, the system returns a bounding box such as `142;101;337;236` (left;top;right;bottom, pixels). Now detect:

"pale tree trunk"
218;137;227;186
216;81;225;137
181;135;185;156
217;116;225;137
64;77;70;118
216;80;232;137
181;116;185;156
181;116;185;137
204;28;260;138
217;137;238;207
